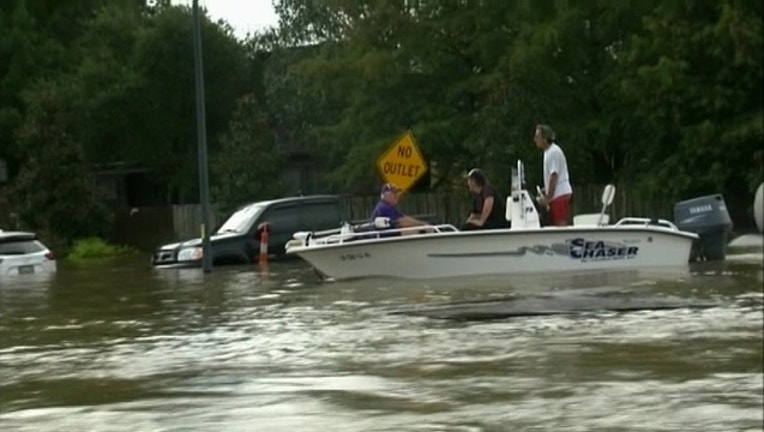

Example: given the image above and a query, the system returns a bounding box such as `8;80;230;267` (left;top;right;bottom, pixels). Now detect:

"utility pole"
192;0;212;273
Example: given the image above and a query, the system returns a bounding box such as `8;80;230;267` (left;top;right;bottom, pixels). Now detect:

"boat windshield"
216;203;266;234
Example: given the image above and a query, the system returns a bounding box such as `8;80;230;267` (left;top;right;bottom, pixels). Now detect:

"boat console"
505;160;618;229
504;161;542;229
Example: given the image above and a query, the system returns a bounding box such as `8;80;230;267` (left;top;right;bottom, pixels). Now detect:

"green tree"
269;0;762;205
0;0;65;179
9;85;108;248
211;93;285;213
268;1;661;192
272;0;529;192
488;1;664;186
61;3;257;202
64;2;143;165
619;0;763;200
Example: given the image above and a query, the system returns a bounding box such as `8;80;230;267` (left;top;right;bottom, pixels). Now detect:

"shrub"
68;237;138;260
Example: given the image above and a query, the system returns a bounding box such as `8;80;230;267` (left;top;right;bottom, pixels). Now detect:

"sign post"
375;130;427;193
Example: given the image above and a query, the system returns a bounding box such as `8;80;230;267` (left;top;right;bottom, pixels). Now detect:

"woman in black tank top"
462;169;506;230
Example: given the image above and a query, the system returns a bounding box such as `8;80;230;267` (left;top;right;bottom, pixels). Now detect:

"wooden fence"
103;184;675;250
107;206;176;252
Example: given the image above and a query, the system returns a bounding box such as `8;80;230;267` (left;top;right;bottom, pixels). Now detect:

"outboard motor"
673;194;733;261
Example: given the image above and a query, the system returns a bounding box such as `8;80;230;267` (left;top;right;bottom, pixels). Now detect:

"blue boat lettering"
567;238;638;262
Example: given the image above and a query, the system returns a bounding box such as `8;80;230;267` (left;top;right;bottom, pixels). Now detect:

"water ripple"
0;258;761;431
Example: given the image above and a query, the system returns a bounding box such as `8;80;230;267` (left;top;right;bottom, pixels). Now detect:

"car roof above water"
239;194;340;209
0;230;37;241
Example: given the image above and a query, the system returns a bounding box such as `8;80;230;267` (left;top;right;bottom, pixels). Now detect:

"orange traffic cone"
258;222;270;266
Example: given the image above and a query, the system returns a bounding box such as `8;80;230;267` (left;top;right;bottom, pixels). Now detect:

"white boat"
286;161;700;281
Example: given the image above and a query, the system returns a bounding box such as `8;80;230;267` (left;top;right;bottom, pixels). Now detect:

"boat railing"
310;223;460;246
287;222;460;249
613;217;679;231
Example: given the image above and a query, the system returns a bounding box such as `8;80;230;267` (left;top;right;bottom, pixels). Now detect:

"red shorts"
549;194;571;226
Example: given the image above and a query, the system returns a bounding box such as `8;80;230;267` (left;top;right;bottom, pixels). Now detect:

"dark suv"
151;195;344;268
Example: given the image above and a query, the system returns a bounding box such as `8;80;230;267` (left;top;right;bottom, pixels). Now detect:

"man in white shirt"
534;124;573;226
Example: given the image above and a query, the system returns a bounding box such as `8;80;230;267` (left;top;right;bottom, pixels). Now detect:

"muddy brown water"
0;253;762;431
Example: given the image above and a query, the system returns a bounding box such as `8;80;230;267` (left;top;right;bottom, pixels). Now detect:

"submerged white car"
0;229;56;276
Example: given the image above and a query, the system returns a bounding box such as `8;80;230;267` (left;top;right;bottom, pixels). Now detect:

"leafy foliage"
0;0;67;177
618;0;763;199
1;0;763;243
211;93;285;214
68;236;139;260
61;3;256;200
269;0;762;202
9;86;109;247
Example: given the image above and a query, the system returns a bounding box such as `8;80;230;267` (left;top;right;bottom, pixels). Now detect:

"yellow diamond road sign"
376;130;427;193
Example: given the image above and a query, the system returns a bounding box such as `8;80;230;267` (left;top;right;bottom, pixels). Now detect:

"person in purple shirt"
369;183;431;235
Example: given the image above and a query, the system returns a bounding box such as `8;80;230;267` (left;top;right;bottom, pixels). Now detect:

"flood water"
0;253;762;432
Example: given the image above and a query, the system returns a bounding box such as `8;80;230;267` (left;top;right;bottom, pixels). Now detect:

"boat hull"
288;227;698;280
